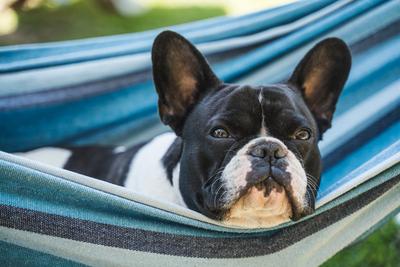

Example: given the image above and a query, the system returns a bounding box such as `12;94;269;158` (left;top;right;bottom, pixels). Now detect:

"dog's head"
152;31;351;227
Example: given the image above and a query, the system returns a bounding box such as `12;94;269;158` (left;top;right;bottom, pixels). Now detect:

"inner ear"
289;38;351;137
152;31;220;135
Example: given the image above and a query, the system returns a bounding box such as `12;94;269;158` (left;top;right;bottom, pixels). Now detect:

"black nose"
248;141;287;159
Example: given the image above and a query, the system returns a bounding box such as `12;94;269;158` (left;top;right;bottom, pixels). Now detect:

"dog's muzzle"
218;137;312;228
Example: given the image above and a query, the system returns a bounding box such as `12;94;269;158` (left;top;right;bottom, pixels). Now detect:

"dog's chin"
222;179;293;228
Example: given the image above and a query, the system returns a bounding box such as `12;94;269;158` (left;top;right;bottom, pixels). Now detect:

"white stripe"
258;91;268;136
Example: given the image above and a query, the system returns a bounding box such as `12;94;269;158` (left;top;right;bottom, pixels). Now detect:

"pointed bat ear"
289;38;351;137
152;31;221;135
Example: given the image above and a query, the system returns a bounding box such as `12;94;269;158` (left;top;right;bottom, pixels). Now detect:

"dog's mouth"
201;137;316;228
222;172;313;228
222;176;295;228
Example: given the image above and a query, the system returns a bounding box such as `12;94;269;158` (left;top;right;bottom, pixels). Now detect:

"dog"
18;31;351;228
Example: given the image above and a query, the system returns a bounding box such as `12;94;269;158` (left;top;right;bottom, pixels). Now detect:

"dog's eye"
294;128;311;140
211;128;231;138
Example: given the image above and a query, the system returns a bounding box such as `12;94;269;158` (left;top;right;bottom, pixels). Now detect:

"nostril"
274;147;287;159
250;147;266;158
249;141;287;159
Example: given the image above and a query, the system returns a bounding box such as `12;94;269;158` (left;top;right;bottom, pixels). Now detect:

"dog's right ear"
152;31;221;135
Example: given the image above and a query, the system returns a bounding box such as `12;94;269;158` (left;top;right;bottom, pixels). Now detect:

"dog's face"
152;31;351;227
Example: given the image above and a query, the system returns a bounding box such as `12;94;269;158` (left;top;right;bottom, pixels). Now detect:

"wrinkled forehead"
197;85;260;126
190;84;310;135
204;84;303;115
259;84;306;114
185;83;316;139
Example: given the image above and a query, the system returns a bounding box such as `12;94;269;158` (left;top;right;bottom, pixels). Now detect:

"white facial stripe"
285;149;308;209
258;91;268;136
220;151;252;208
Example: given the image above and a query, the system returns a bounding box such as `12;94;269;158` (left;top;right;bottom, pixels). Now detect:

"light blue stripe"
236;0;400;85
342;34;400;96
319;122;400;198
320;79;400;155
0;82;157;152
215;0;386;81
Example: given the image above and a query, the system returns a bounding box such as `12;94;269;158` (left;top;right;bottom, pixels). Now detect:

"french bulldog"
18;31;351;228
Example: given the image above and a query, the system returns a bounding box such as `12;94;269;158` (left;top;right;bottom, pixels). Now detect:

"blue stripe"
0;240;84;267
319;123;400;198
215;0;386;81
0;82;157;152
235;0;400;85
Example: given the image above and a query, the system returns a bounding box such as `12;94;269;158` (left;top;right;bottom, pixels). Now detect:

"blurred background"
0;1;399;266
0;0;291;45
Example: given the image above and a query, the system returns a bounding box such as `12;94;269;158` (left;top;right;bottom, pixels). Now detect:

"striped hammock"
0;0;399;266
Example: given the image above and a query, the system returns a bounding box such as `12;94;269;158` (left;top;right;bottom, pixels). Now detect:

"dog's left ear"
289;38;351;136
152;31;221;135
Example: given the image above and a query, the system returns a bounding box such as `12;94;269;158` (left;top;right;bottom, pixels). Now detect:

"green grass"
0;0;225;45
323;219;400;267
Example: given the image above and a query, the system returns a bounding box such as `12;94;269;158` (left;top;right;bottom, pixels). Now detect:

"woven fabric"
0;0;399;265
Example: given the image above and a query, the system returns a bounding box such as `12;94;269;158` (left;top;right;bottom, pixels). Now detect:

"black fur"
289;38;351;135
152;31;221;135
152;31;351;219
64;142;146;185
161;137;183;184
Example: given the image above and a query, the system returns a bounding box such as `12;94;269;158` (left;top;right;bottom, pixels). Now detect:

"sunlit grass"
0;0;225;45
145;0;296;15
0;7;18;35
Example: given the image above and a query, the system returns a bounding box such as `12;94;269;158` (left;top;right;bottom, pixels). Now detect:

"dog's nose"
248;141;287;159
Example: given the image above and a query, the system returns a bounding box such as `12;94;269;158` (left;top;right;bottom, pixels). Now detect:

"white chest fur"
124;132;186;207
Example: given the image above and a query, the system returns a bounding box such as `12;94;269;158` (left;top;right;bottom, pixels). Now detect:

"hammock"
0;0;399;265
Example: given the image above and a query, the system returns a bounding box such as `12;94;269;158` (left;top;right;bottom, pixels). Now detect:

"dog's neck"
161;136;183;184
124;132;185;206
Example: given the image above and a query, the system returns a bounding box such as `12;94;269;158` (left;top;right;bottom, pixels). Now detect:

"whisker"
213;183;225;208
